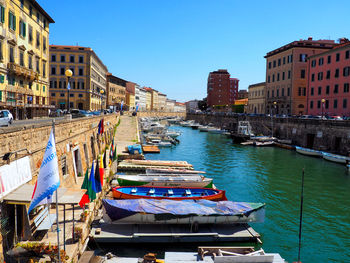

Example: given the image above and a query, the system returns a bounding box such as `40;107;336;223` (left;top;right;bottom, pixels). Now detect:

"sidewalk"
115;115;139;155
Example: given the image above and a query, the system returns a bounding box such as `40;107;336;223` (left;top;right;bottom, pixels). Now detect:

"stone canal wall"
0;114;119;188
137;111;186;118
187;113;350;155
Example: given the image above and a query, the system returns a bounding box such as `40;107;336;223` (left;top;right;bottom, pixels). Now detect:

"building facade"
265;37;336;116
137;87;147;111
247;82;266;114
144;87;159;111
158;93;167;111
237;89;248;99
174;102;185;112
49;45;108;111
207;69;239;108
0;0;54;119
307;39;350;117
185;100;199;113
106;73;126;110
126;81;135;110
145;88;151;110
166;99;175;112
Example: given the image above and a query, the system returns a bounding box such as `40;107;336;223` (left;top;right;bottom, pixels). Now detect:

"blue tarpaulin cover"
127;144;143;154
102;199;265;221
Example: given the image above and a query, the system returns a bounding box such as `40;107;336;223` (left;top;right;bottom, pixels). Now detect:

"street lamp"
271;101;277;138
100;89;104;112
65;69;73;113
321;98;325;119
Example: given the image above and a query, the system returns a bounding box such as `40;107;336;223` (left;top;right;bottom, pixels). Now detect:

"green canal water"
143;126;350;263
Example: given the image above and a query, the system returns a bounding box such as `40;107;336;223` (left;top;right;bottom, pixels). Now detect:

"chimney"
308;37;313;41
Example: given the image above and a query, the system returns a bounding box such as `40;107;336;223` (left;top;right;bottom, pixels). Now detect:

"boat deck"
91;222;260;243
142;145;161;153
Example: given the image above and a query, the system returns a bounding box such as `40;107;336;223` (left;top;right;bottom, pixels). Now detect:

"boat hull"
117;177;213;188
295;146;322;157
112;186;226;201
322;152;350;164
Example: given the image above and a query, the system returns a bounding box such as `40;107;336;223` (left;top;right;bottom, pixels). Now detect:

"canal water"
144;126;350;263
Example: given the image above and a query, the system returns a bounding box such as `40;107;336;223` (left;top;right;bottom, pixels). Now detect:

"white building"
174;102;186;112
185;100;199;113
158;93;167;112
166;99;176;112
138;87;147;111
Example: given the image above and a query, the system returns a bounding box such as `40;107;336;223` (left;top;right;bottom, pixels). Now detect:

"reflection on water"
143;126;350;263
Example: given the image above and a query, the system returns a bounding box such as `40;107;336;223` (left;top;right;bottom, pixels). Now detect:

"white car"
0;110;14;126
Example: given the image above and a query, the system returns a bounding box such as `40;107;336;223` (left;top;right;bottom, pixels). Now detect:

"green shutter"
0;75;4;83
8;11;10;28
1;7;4;23
43;85;45;92
0;91;2;101
13;15;16;31
23;22;26;37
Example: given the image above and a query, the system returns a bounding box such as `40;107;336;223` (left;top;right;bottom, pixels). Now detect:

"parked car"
49;109;63;117
0;110;14;126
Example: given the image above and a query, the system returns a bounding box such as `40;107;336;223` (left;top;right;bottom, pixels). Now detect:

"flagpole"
52;119;61;263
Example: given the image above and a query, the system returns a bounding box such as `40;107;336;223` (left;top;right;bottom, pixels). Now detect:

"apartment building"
0;0;54;119
106;73;126;110
49;45;108;111
247;82;266;114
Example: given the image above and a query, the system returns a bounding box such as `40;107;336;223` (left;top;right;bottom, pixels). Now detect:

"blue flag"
121;101;124;111
89;162;97;194
67;82;71;90
135;103;139;112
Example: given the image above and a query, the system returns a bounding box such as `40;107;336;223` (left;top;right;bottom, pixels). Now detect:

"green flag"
81;168;89;190
113;146;117;161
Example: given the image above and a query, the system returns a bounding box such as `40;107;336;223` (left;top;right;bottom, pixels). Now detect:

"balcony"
7;63;39;81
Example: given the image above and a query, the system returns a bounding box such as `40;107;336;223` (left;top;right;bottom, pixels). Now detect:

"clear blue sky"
39;0;349;102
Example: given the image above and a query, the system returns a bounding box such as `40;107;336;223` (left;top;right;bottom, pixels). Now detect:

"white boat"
180;120;195;127
116;174;213;188
295;146;322;157
322;152;350;164
146;168;206;174
165;131;181;138
146;139;172;147
207;128;226;134
103;199;265;225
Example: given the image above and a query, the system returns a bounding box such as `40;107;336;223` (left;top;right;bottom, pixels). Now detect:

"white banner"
0;156;32;199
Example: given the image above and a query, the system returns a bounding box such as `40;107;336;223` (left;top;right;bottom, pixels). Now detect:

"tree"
198;98;208;111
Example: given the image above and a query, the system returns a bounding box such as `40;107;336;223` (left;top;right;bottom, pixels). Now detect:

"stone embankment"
187;113;350;155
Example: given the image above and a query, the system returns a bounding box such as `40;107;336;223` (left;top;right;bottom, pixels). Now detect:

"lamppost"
321;98;325;119
271;101;277;138
100;89;104;112
65;69;73;113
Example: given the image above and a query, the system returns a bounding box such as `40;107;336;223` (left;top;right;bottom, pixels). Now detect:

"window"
43;85;45;92
52;54;56;62
318;86;322;95
9;46;14;62
273;60;276;68
283;57;285;64
8;11;16;31
43;19;46;29
311;87;314;95
70;93;74;97
303;88;306;96
70;68;74;75
268;62;271;69
29;5;32;16
282;72;285;80
325;100;329;109
335;69;339;78
311;73;315;82
28;25;33;43
300;54;307;62
344;83;349;93
36;11;40;23
36;58;40;73
267;90;269;98
272;90;274;97
326;85;330;94
19;20;26;37
310;101;314;109
343;99;347;109
318;72;323;81
0;6;4;24
277;73;280;81
51;92;55;97
61;55;65;62
43;62;46;77
288;88;290;96
81;82;84;89
346;50;350;59
51;66;56;75
327;55;331;64
79;68;83;76
343;67;350;77
70;55;75;63
288;55;293;63
60;93;65;97
78;94;83;98
282;88;285;96
36;31;40;48
311;60;316;67
334;84;339;94
326;70;330;79
334;99;338;109
301;69;305;79
288;70;291;79
278;59;281;66
317;100;321;108
298;87;302;96
272;74;275;82
318;57;324;65
277;89;279;97
79;56;84;63
268;76;270;83
43;36;46;51
336;53;340;61
20;0;24;8
28;55;32;69
60;67;65;75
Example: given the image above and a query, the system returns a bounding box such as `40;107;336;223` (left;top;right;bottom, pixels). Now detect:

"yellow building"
247;82;266;114
49;45;108;111
144;88;152;111
106;73;126;110
0;0;54;119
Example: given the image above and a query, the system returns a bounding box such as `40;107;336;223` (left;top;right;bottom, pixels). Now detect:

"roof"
234;98;248;105
265;38;336;58
248;82;266;88
308;40;350;59
30;0;55;23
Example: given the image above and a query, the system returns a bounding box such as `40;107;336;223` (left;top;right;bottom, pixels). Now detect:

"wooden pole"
297;168;305;263
52;119;61;263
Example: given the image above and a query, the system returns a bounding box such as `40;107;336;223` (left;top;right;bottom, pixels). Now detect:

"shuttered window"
8;11;16;31
0;6;5;23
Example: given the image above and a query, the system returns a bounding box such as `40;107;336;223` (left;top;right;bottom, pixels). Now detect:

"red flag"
99;155;104;186
79;193;90;208
101;119;104;133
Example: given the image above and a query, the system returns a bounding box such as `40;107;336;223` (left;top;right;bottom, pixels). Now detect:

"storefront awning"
3;184;85;205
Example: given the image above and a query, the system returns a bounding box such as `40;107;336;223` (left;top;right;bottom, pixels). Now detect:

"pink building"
307;39;350;117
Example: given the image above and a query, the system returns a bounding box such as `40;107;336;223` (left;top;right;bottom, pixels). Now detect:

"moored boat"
295;146;323;157
146;168;205;174
112;186;227;201
116;175;213;188
102;199;265;224
321;152;350;164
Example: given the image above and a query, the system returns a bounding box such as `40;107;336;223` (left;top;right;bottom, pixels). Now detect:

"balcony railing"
7;62;39;81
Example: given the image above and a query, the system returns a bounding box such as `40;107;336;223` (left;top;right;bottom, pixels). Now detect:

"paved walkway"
115;114;139;155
